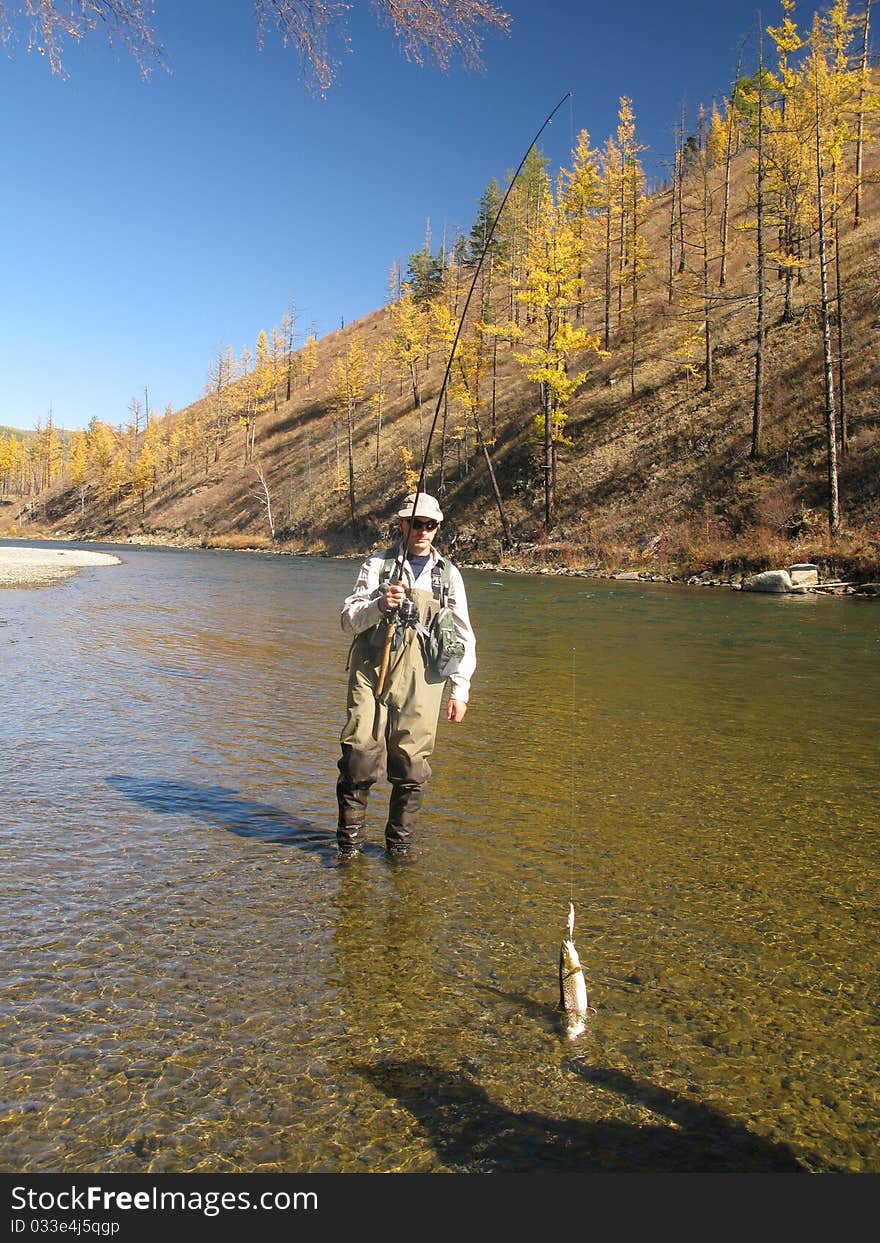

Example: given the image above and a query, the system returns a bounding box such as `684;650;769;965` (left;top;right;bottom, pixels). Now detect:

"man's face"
400;517;440;555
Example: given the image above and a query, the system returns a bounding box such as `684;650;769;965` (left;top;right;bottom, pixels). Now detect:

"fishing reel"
387;594;419;652
396;596;419;629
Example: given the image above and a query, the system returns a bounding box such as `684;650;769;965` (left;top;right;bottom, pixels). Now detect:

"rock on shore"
0;545;122;588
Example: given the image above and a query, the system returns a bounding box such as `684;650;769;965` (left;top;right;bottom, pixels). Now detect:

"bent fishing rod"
375;90;572;697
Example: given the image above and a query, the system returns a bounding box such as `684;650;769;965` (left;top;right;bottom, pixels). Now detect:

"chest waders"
337;583;446;857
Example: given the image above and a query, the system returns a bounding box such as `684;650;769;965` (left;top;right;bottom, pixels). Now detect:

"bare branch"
0;1;162;76
373;0;511;72
2;1;510;86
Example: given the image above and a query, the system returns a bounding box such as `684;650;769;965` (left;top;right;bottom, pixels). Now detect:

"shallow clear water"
1;542;878;1172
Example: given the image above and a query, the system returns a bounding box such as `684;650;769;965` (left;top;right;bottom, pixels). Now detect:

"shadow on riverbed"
107;775;336;864
357;1058;807;1172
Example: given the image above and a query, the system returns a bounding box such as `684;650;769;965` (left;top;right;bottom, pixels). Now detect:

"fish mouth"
564;1014;588;1040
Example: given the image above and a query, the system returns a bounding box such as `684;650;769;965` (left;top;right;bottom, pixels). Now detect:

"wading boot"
385;781;423;859
336;776;370;860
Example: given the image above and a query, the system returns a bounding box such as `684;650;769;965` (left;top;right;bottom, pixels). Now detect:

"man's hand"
447;698;467;723
380;582;407;614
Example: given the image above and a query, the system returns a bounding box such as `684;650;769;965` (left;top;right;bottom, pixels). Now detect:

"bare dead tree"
254;461;276;538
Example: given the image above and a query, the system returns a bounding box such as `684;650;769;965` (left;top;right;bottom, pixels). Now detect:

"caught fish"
559;901;589;1039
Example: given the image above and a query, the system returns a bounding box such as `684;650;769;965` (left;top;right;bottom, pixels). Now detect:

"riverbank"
0;545;122;588
459;558;880;597
3;529;875;596
3;532;878;597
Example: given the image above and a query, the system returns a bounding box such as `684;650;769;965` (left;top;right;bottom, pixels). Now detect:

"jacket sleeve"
340;555;386;636
446;564;476;702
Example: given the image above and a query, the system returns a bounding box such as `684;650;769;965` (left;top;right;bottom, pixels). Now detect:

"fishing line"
375;90;572;696
570;644;576;904
392;89;572;580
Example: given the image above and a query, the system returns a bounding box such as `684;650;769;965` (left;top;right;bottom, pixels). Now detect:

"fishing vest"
375;548;464;684
378;549;454;609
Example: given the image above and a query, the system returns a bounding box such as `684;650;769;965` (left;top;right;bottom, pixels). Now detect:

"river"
1;541;878;1172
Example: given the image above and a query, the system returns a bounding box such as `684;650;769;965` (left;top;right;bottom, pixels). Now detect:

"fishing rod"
375;89;572;697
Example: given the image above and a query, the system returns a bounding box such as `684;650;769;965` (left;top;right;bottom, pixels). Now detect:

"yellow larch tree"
269;325;286;412
250;328;274;457
514;170;604;532
237;345;256;464
0;433;22;493
329;334;367;524
105;446;129;514
41;410;63;487
424;249;478;490
69;430;88;488
766;0;811;322
131;439;157;514
676;106;724;392
560;128;603;325
85;418;117;493
370;339;393;469
819;0;879;450
389;283;429;455
205;342;236;460
300;330;318;389
598;134;621;350
399;444;419;493
451;324;513;545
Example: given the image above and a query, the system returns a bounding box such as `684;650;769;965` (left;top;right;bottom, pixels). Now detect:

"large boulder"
789;563;819;586
742;569;794;593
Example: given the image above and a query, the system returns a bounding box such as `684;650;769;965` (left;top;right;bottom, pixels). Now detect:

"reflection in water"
1;542;878;1173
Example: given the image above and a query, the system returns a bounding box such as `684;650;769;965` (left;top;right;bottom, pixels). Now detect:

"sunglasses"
408;518;438;531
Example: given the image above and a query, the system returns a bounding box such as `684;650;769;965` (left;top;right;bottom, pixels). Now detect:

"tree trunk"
254;463;275;538
854;2;871;228
471;407;511;547
703;172;713;392
629;173;639;397
439;392;448;497
409;361;424;458
603;195;612;351
814;62;841;534
833;164;847;455
305;430;313;511
617;155;627;328
751;31;767;461
543;346;553;532
490;336;498;442
782;211;795;323
720;55;742;289
347;403;356;525
677;103;686;274
667;160;676;304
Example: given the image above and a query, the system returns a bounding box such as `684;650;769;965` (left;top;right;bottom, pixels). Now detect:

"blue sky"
0;0;783;432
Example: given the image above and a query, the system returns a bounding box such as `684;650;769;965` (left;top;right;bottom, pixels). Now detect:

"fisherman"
336;492;476;861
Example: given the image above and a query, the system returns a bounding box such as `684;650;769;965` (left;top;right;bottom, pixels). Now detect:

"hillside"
4;104;879;585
